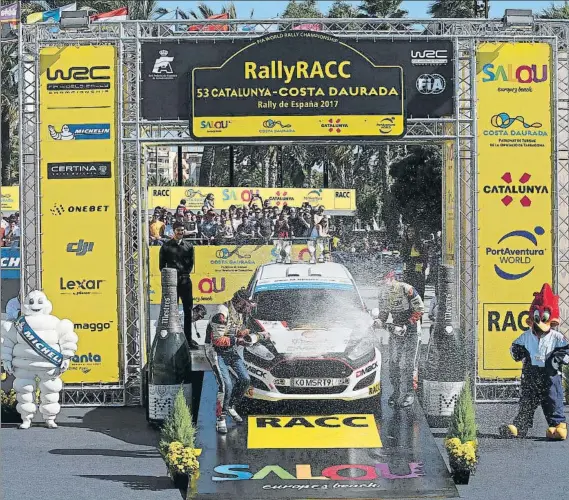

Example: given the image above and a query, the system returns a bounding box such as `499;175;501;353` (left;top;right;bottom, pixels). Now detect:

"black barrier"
141;34;453;127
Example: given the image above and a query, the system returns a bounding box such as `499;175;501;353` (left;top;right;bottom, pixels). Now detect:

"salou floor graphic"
190;373;458;500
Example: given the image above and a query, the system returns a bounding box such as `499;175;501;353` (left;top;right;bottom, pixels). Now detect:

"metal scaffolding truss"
18;18;569;405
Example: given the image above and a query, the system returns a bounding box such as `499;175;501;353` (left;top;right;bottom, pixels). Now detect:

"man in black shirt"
159;222;198;349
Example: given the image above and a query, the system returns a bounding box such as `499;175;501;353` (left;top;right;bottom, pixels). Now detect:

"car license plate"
291;378;334;388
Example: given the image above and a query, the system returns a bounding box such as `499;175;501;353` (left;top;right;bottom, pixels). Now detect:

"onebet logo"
247;414;381;449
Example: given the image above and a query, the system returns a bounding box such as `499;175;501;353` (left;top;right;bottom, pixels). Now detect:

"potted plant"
1;388;21;424
445;376;478;484
159;387;201;493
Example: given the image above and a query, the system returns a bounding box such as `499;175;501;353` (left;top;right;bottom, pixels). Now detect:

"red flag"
91;7;128;22
293;23;322;31
188;13;229;32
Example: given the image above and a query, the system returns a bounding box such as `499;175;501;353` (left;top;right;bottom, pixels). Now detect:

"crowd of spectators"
148;194;332;246
0;212;20;248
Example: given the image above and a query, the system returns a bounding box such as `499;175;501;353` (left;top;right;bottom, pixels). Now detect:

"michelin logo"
48;124;110;141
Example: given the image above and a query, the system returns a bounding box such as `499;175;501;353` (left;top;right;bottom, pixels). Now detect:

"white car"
241;262;381;410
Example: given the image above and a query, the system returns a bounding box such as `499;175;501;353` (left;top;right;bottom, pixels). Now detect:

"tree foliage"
539;3;569;19
447;377;477;443
328;1;359;19
159;387;196;454
359;0;407;18
281;0;322;19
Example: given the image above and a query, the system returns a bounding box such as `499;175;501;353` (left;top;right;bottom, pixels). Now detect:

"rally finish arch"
18;17;569;407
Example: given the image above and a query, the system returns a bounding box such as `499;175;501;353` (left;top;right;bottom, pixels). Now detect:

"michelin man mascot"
1;290;78;429
499;283;569;440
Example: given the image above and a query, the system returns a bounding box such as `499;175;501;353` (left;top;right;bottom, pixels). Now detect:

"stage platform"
190;370;458;500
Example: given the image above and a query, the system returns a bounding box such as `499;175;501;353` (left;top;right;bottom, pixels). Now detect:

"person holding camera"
204;289;269;434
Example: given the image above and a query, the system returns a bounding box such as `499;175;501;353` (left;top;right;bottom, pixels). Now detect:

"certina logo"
486;226;546;281
46;66;111;92
416;74;446;95
59;278;105;295
67;240;95;256
321;118;348;133
200;120;231;133
50;204;110;216
150;50;177;80
74;321;112;332
48;124;110;141
47;162;111;180
411;49;448;66
483;172;549;208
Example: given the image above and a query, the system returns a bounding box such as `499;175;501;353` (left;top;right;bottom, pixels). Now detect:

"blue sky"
156;1;567;19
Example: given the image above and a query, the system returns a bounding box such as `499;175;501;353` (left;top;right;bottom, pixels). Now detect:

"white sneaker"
228;407;243;423
216;417;227;434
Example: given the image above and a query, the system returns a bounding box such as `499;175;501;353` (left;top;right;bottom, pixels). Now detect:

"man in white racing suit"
377;271;424;408
205;289;269;434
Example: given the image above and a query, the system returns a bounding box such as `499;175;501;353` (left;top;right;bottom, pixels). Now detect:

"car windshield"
253;286;365;327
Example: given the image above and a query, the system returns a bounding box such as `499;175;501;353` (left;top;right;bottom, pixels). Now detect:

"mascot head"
527;283;559;334
22;290;52;316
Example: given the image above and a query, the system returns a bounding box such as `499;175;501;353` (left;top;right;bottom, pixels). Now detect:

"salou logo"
486;226;546;280
200;120;231;133
48;124;110;141
410;49;448;66
416;74;446;95
150;50;177;80
481;64;548;83
483;172;549;207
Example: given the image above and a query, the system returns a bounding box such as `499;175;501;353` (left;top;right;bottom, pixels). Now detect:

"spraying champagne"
147;268;193;425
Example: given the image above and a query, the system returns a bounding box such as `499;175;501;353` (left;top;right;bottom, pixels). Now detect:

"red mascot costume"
500;283;569;440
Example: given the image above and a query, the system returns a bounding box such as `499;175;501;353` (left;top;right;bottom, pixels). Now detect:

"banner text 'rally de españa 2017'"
39;46;120;384
476;42;554;379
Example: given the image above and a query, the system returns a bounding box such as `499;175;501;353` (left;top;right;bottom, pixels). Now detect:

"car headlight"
246;343;275;361
346;339;375;363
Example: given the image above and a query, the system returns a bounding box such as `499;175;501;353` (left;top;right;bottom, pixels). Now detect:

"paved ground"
1;407;180;500
2;402;569;500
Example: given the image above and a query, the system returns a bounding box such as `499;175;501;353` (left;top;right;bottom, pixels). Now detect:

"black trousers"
177;277;193;344
404;270;426;299
389;327;420;399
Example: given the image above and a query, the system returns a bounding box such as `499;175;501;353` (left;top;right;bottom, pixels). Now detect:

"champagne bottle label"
148;384;192;421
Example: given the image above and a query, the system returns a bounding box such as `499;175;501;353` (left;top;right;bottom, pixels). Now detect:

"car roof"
256;262;354;284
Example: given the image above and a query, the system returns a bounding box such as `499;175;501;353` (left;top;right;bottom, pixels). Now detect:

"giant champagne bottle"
421;264;466;427
147;268;192;425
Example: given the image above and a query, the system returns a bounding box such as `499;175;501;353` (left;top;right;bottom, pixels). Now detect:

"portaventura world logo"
486;226;546;280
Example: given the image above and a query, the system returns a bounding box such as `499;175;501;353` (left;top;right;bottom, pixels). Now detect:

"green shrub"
447;376;477;443
159;387;195;456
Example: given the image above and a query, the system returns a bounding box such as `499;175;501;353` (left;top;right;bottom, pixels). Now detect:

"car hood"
255;320;357;356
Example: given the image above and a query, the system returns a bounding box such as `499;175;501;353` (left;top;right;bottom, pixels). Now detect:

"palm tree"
359;0;407;18
539;3;569;19
428;0;488;18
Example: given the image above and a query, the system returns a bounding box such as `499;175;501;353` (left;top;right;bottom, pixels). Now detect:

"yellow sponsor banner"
442;123;455;266
1;186;19;212
191;115;404;139
247;414;382;449
476;42;553;379
39;46;119;383
149;245;311;305
148;186;356;214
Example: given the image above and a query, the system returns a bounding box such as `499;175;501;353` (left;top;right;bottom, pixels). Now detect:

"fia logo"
150;50;177;80
67;240;95;256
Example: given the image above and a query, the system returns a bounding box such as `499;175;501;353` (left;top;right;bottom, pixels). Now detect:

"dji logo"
67;240;95;256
